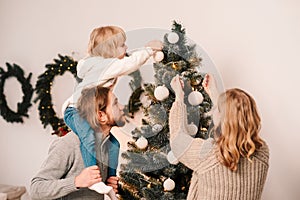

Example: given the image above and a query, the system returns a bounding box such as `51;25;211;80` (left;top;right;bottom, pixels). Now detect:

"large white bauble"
153;51;164;62
167;32;179;44
188;91;204;106
154;85;169;101
167;151;179;165
152;124;163;134
136;136;148;149
163;178;175;191
187;123;198;136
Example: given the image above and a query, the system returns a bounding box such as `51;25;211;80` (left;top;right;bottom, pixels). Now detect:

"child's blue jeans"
64;107;120;177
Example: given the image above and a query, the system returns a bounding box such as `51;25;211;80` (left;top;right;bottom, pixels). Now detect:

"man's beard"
108;117;125;127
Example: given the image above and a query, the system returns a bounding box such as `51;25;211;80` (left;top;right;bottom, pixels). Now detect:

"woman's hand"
202;74;219;104
171;75;184;100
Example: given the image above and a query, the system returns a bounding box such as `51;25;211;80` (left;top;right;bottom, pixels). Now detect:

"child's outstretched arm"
100;40;163;85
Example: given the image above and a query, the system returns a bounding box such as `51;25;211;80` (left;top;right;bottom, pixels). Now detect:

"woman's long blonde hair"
87;26;126;58
214;88;265;171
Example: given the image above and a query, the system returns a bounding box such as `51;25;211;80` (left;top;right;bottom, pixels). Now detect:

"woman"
169;74;269;200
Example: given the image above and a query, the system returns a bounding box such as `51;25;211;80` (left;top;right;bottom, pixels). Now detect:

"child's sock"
89;182;112;194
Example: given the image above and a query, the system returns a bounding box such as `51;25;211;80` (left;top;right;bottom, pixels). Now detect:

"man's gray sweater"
30;132;110;200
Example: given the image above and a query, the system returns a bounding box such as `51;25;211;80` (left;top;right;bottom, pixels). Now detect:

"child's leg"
64;107;115;196
108;133;120;177
64;107;97;167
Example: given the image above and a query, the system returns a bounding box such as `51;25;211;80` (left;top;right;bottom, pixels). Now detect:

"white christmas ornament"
167;151;179;165
152;124;163;134
163;178;175;191
187;123;198;136
167;32;179;44
153;51;164;62
136;136;148;149
188;91;204;106
154;85;169;101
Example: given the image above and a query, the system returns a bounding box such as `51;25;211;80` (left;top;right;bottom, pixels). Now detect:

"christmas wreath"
34;54;77;136
0;63;33;123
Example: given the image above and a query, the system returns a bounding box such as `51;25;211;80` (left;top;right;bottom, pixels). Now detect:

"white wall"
0;0;299;199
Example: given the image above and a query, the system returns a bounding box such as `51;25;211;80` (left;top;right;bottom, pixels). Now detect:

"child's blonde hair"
214;88;265;171
87;26;126;58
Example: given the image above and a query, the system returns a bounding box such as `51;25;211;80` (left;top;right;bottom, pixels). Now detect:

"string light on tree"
190;77;201;86
188;90;204;106
154;85;169;101
163;178;176;191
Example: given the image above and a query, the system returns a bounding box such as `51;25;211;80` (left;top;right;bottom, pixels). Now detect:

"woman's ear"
97;111;108;125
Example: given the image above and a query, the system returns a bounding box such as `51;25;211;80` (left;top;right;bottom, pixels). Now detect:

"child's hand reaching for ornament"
145;40;163;51
171;75;184;101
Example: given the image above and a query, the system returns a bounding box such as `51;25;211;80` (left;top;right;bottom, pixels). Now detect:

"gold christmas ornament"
188;56;201;66
201;127;208;132
191;78;201;86
171;62;181;71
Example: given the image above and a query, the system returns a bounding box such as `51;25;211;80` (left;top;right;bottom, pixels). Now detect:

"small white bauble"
167;32;179;44
188;91;204;106
136;136;148;149
163;178;175;191
187;123;198;136
152;124;163;134
167;151;179;165
154;85;169;101
153;51;164;62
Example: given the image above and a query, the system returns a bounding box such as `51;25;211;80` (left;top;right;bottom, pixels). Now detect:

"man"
30;86;125;200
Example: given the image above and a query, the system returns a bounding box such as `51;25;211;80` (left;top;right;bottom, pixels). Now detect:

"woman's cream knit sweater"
169;99;269;200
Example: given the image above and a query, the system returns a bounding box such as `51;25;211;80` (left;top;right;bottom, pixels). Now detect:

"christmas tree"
119;21;213;200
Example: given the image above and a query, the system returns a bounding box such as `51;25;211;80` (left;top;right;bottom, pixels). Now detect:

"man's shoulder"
49;132;80;151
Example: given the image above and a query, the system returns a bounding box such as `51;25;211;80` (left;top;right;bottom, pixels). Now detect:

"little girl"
62;26;162;199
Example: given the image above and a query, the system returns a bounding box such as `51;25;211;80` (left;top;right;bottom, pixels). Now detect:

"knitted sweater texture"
169;100;269;200
30;132;111;200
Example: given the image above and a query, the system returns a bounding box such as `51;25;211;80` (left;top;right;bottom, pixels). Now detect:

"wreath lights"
0;63;33;123
34;54;77;136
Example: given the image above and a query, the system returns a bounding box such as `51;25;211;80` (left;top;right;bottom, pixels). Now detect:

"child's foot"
89;182;112;194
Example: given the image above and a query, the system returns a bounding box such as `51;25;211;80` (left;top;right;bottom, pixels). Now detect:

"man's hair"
214;88;265;171
87;26;126;58
77;85;110;131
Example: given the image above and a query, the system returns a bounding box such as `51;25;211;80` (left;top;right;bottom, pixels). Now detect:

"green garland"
0;63;33;123
34;54;77;136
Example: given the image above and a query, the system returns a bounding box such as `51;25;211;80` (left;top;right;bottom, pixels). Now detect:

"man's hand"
106;176;119;193
75;166;102;188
